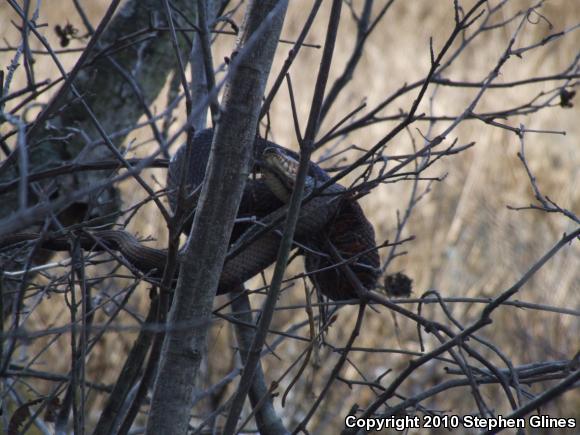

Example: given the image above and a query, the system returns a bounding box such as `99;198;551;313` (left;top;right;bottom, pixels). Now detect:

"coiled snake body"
1;129;379;300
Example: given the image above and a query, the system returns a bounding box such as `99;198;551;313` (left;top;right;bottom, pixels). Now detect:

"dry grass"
1;0;578;433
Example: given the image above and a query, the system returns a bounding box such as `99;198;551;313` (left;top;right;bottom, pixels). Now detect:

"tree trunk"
0;0;196;228
145;1;288;434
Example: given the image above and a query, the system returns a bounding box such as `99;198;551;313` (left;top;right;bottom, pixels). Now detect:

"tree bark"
231;293;289;435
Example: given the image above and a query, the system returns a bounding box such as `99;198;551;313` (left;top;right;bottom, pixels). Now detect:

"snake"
1;129;379;301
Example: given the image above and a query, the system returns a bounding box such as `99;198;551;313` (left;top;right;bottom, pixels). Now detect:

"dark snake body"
1;129;379;300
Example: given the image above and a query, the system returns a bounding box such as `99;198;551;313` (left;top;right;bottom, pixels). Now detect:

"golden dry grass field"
1;0;579;433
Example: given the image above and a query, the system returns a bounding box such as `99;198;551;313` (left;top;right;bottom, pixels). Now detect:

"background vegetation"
0;0;578;433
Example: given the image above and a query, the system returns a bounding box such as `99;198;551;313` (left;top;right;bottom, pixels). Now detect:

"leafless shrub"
0;0;578;433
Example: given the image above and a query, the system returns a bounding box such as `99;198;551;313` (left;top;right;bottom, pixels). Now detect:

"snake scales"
1;129;379;300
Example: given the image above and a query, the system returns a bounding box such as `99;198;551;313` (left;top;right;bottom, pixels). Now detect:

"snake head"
260;147;300;202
